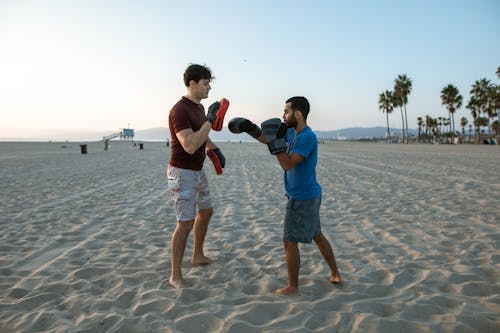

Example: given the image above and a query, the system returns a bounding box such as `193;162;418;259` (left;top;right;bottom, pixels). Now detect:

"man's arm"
176;122;212;154
255;133;266;144
276;152;304;171
206;137;218;150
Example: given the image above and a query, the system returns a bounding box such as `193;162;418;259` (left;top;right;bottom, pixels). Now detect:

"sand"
0;141;499;332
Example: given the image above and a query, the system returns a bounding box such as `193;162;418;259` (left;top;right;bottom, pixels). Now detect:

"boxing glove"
261;118;287;155
228;117;262;139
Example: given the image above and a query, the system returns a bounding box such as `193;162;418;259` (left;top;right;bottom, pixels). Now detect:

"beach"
0;141;499;332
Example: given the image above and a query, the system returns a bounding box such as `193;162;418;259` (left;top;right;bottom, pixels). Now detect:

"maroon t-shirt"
168;96;207;170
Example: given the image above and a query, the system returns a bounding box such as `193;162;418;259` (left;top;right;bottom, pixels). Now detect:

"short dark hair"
286;96;310;120
183;64;214;87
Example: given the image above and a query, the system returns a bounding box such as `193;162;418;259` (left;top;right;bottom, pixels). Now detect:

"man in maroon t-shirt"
167;64;225;288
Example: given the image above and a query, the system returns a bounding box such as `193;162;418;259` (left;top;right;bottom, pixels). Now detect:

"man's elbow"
279;160;293;171
182;142;197;155
185;146;198;154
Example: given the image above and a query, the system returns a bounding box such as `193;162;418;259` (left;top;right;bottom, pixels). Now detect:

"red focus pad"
212;98;229;131
207;149;223;175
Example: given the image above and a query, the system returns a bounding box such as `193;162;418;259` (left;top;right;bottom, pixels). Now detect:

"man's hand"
206;101;220;124
261;118;287;155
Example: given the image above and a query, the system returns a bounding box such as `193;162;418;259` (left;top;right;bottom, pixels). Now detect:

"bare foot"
169;278;189;289
329;272;342;284
191;255;212;266
273;286;299;295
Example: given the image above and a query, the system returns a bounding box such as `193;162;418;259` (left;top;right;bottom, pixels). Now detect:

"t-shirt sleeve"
291;132;314;158
170;104;191;134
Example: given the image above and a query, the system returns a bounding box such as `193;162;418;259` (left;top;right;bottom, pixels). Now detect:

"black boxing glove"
228;117;262;139
261;118;287;155
206;101;219;124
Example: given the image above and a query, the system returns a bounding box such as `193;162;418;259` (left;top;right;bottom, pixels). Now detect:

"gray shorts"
167;165;212;222
284;195;322;243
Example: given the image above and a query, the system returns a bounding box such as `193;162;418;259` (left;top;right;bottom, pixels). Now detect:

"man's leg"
274;240;300;295
313;232;341;284
169;220;194;288
192;207;213;265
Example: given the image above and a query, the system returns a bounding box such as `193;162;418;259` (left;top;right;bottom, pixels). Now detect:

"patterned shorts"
284;195;322;243
167;165;212;222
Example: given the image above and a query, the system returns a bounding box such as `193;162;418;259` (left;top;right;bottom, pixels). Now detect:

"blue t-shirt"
284;126;322;200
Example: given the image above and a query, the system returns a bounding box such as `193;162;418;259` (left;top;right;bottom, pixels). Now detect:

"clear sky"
1;0;499;139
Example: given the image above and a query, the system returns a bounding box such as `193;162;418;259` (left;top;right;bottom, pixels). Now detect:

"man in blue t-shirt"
228;96;342;295
273;96;342;295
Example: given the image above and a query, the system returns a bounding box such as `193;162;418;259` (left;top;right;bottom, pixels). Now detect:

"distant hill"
135;126;416;141
0;126;416;142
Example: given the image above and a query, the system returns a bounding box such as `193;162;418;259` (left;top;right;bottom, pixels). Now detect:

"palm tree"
485;84;498;135
440;84;463;134
417;117;424;142
496;85;500;134
460;117;468;141
392;89;405;142
425;115;434;143
467;97;479;142
470;79;490;107
379;90;394;143
394;74;412;143
469;79;491;142
444;118;451;134
496;67;500;132
429;117;438;142
437;117;443;138
485;75;499;137
477;117;489;141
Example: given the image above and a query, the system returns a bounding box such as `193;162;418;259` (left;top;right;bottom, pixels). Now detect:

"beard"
286;119;297;128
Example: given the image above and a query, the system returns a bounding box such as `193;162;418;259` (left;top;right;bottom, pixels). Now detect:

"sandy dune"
0;141;499;332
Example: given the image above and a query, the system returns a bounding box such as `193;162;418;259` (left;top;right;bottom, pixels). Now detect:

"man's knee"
176;220;194;233
283;240;298;250
313;232;325;243
199;207;213;219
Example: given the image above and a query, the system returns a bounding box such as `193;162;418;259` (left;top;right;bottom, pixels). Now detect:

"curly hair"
183;64;214;87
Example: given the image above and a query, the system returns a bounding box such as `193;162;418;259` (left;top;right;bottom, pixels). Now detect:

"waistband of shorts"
168;164;204;174
285;193;322;201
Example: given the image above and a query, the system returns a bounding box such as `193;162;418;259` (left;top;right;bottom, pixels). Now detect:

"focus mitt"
207;148;225;175
207;98;230;131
